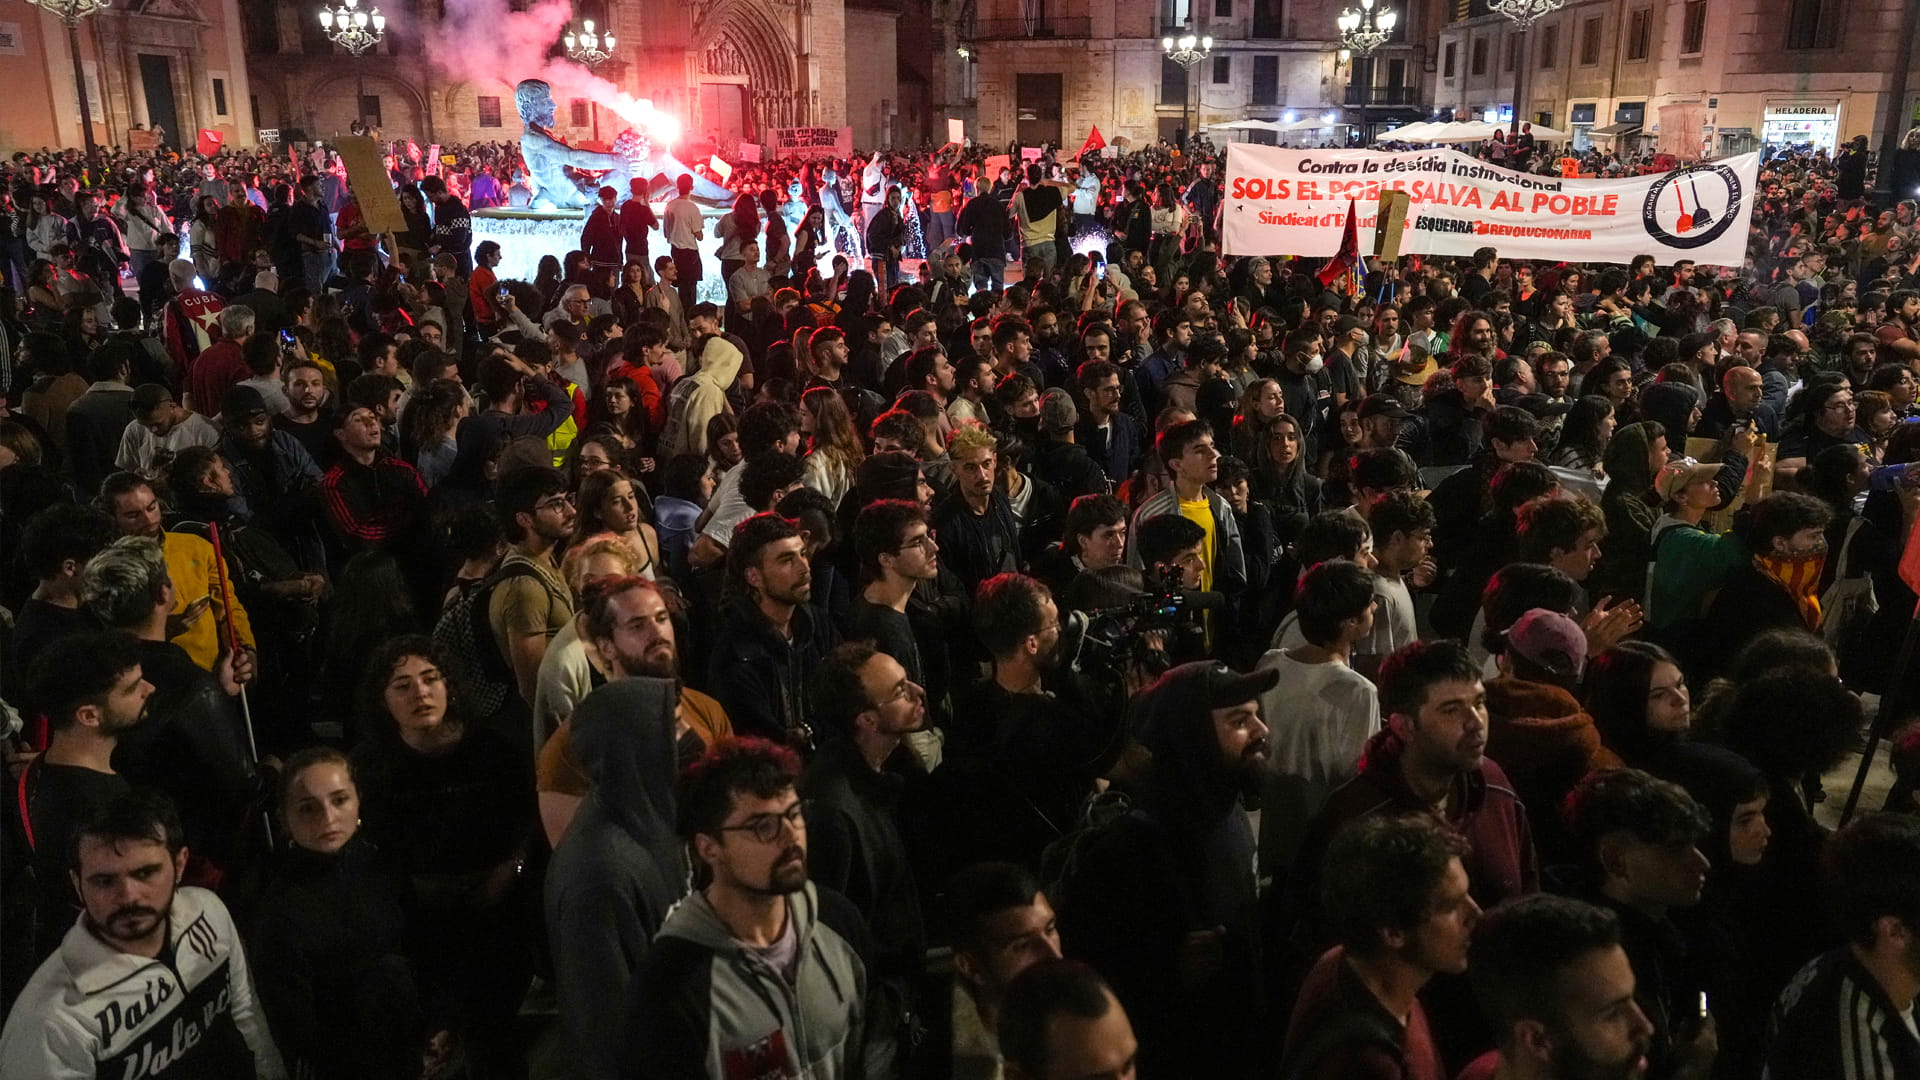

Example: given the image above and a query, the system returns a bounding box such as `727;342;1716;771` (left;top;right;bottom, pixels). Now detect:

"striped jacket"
1767;947;1920;1080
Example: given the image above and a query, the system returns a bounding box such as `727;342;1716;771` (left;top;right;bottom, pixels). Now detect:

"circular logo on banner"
1641;164;1741;250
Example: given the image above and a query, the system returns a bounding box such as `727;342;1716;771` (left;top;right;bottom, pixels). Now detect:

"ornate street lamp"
564;19;615;69
25;0;110;161
1162;28;1212;149
1489;0;1563;136
318;0;387;133
563;19;616;140
1337;0;1397;145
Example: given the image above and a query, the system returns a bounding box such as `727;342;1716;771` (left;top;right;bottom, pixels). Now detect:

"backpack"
1820;517;1876;656
430;558;553;720
1038;788;1140;912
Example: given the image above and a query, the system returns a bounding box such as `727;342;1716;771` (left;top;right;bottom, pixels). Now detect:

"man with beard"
1767;813;1920;1080
0;791;287;1077
100;472;256;676
277;358;334;464
947;863;1066;1075
1055;660;1276;1079
803;642;934;1064
1462;894;1654;1080
545;574;726;1080
489;466;579;723
1282;639;1539;1070
17;633;152;964
624;737;879;1077
710;512;837;747
948;573;1126;870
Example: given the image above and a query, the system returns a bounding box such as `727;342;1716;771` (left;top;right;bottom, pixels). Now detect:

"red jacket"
1286;728;1540;944
185;340;250;416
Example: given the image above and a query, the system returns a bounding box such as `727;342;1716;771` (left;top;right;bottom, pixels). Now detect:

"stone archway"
693;0;805;136
303;70;434;141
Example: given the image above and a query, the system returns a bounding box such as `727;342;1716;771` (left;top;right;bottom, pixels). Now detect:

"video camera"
1060;568;1224;683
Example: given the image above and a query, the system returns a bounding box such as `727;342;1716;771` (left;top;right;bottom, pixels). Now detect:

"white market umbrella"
1430;120;1505;141
1523;124;1568;139
1379;122;1439;142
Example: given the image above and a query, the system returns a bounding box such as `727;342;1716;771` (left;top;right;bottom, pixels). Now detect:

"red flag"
1899;493;1920;601
1318;198;1359;287
1076;126;1107;159
195;129;223;157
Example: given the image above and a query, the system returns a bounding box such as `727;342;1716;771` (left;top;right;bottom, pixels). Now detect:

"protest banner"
1020;147;1043;162
947;118;965;145
1223;144;1758;266
769;126;853;159
128;130;161;153
195;129;223;157
739;142;763;163
334;135;407;233
983;154;1010;177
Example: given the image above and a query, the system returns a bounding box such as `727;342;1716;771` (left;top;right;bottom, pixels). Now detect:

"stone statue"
515;79;733;210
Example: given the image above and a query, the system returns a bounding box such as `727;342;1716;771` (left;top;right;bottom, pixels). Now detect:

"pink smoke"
432;0;679;145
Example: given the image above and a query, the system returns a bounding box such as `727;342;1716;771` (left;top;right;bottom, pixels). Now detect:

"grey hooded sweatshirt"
624;881;875;1079
544;677;687;1080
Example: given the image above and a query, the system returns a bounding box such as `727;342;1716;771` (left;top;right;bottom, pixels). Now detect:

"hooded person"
1637;382;1699;459
1656;744;1774;1080
1591;420;1668;604
1483;608;1622;873
1054;660;1276;1080
658;335;744;459
544;676;688;1080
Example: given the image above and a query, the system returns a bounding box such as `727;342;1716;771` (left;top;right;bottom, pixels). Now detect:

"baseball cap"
220;385;269;423
1039;388;1079;434
1505;608;1588;679
1655;459;1721;503
1134;660;1280;756
1357;394;1411;421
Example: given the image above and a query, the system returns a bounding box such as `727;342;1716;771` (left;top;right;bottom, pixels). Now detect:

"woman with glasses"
350;636;536;1073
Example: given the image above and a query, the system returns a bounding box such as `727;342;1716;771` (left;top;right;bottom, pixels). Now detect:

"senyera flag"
1222;144;1757;267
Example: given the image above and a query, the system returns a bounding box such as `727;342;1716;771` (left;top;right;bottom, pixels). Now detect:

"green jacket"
1646;513;1750;627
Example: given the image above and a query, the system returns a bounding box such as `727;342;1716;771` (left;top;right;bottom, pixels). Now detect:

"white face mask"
1304;355;1325;375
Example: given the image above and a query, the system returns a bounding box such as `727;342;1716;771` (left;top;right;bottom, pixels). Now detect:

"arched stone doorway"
693;0;805;141
302;70;432;142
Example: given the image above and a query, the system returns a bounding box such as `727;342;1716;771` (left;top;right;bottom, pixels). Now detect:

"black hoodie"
544;677;687;1080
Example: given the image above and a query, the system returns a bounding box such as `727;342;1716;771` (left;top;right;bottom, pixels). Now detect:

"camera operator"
945;573;1128;870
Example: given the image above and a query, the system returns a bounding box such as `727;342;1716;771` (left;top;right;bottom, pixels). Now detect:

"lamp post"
564;19;616;142
26;0;109;162
1489;0;1562;137
318;0;387;133
1337;0;1396;146
1162;27;1212;150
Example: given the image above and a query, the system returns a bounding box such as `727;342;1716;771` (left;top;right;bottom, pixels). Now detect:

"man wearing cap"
1355;394;1411;451
581;185;625;290
1645;455;1771;634
1055;660;1275;1079
1031;388;1107;501
217;385;327;571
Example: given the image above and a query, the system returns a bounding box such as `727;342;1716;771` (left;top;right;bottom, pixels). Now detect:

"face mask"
1304;355;1325;375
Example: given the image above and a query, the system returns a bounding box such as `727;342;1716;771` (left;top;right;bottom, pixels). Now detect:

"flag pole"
1839;598;1920;826
207;522;271;846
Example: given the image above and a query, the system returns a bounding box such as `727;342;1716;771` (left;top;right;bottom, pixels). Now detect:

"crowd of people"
6;121;1920;1080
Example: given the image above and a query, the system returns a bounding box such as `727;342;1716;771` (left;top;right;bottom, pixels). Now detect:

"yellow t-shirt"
1178;497;1216;593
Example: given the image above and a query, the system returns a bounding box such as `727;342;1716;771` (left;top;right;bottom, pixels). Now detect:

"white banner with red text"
1223;144;1757;267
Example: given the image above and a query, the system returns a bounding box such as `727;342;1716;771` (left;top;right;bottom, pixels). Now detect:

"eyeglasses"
718;800;810;843
1826;399;1856;412
536;493;576;511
